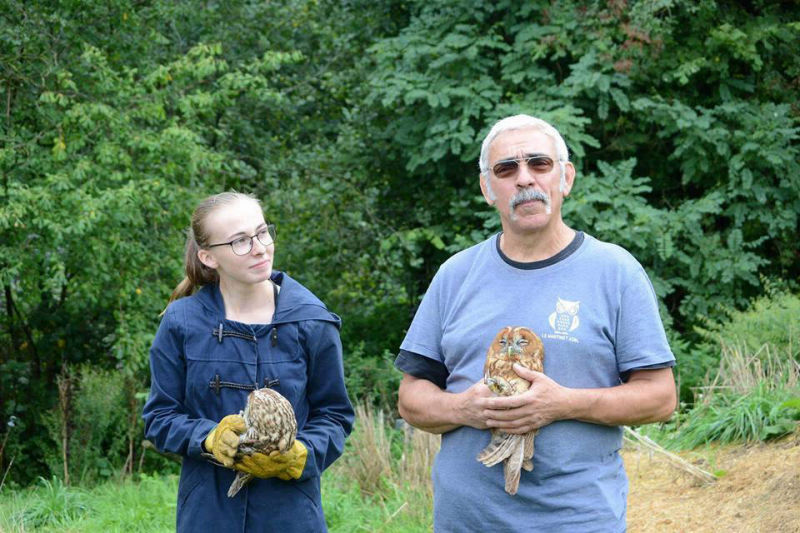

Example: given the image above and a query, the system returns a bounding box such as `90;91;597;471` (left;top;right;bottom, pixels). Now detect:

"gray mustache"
510;188;551;210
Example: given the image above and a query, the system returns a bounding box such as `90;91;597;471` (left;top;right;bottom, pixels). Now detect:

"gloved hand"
204;414;246;468
232;440;308;481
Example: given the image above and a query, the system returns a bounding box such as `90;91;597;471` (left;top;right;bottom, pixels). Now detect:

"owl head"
491;326;542;362
484;326;544;396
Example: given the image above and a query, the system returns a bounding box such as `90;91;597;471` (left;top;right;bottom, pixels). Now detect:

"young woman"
142;192;353;532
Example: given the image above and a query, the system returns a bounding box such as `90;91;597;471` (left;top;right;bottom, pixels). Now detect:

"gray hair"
478;115;570;199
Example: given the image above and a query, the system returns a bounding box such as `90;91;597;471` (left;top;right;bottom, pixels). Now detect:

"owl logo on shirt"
549;298;580;333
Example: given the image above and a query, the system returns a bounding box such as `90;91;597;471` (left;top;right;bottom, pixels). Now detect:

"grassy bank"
0;405;438;532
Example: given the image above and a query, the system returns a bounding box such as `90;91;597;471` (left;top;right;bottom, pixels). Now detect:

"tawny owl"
226;387;297;497
476;326;544;495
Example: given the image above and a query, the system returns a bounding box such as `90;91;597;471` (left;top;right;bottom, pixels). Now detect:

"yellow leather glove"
204;414;246;468
233;440;307;481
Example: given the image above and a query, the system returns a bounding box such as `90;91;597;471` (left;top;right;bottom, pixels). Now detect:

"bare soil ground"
623;429;800;532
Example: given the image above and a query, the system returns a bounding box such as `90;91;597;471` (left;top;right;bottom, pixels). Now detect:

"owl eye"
518;339;529;346
499;338;507;346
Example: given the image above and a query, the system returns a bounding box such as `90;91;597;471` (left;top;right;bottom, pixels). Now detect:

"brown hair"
168;191;262;303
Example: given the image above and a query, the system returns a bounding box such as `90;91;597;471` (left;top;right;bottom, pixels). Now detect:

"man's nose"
515;161;537;187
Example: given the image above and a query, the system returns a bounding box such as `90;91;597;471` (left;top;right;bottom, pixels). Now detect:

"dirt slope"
623;430;800;532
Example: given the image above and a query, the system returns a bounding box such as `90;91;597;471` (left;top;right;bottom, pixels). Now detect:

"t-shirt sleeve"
619;362;675;382
615;265;676;375
399;269;446;361
394;349;449;389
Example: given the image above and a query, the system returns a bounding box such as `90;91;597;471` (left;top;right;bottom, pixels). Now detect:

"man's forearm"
563;368;677;426
397;374;482;434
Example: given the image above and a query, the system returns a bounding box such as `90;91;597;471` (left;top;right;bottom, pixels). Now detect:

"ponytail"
167;228;219;305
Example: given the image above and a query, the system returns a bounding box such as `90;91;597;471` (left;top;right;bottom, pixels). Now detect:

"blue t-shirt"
398;232;675;532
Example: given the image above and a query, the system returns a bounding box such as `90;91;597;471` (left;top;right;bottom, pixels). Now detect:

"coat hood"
193;271;341;330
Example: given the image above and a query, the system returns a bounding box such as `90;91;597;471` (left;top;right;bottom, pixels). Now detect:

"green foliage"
0;467;429;533
680;289;800;399
344;346;401;413
323;405;435;532
41;368;137;485
367;0;800;330
646;292;800;446
2;0;383;484
696;288;800;358
323;478;431;533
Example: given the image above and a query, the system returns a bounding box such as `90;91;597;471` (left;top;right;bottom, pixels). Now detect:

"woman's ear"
197;248;218;270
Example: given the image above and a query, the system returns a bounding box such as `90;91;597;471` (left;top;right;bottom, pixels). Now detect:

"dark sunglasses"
491;155;558;179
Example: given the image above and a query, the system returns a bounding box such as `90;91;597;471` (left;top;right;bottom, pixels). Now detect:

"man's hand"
483;364;677;430
483;363;571;434
452;379;498;430
233;440;308;481
204;414;246;467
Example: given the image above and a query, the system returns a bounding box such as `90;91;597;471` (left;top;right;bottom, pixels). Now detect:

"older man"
395;114;676;532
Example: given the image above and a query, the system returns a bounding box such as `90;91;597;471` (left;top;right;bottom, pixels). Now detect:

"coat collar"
194;271;341;330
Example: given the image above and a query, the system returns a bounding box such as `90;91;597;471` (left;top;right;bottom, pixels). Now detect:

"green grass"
0;474;178;532
323;474;432;532
0;471;431;533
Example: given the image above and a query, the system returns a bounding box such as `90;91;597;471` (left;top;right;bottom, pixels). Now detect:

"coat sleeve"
295;319;354;481
141;305;216;459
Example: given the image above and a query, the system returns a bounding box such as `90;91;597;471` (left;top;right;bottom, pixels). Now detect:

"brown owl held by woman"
476;326;544;495
226;387;297;497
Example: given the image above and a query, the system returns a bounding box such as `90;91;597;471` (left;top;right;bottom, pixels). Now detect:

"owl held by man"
226;387;297;497
476;326;544;495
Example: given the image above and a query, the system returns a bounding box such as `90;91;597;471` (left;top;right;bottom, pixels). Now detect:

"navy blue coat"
142;272;354;532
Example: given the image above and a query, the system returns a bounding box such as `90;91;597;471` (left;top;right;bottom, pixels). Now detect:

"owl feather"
226;387;297;497
476;326;544;495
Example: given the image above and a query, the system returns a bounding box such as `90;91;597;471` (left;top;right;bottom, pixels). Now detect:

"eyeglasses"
491;155;562;179
207;224;276;256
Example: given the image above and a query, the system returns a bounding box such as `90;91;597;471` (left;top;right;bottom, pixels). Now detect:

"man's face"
480;127;575;236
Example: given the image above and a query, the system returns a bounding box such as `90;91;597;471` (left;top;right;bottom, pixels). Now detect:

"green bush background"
1;0;798;487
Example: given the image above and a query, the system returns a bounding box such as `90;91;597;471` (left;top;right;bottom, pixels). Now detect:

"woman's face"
197;198;275;286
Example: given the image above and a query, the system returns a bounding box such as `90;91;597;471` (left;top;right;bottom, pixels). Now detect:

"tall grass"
652;339;800;448
702;341;799;396
14;477;88;529
323;402;439;532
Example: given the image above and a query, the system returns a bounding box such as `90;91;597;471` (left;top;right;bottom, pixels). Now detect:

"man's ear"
562;162;576;197
197;248;218;269
479;174;495;205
